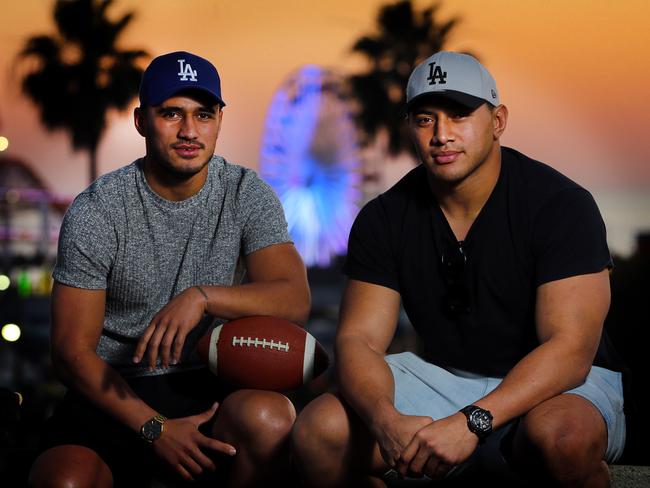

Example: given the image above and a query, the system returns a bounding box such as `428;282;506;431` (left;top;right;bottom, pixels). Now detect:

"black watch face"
469;409;493;435
143;419;163;442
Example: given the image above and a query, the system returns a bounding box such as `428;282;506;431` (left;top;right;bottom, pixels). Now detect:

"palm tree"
349;0;461;156
18;0;147;183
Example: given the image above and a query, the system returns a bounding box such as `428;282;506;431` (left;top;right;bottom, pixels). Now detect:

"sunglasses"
441;241;471;315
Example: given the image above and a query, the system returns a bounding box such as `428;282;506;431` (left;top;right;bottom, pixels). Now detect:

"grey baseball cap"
406;51;499;110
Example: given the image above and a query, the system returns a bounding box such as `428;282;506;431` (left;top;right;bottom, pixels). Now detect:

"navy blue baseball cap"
139;51;226;107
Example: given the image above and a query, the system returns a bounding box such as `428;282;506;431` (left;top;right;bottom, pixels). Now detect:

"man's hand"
372;412;434;470
152;402;236;481
134;287;206;369
396;412;478;480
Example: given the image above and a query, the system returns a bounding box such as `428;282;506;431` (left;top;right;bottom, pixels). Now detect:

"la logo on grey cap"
427;62;447;86
177;59;198;82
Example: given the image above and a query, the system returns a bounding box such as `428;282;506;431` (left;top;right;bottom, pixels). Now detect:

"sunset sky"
1;0;649;254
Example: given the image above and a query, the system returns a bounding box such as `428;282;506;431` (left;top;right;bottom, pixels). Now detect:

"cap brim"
148;85;225;107
407;90;487;111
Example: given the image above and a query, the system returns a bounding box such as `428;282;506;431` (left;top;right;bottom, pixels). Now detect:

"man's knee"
29;445;112;488
216;389;296;445
292;393;352;458
515;394;607;483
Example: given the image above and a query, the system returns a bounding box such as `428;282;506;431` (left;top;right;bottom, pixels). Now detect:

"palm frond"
20;36;61;61
18;0;148;182
347;0;461;156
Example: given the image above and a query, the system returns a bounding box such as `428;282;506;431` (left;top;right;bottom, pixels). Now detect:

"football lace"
231;336;290;352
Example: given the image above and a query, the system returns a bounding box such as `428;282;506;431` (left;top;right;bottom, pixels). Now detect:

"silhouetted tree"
18;0;147;183
349;0;461;156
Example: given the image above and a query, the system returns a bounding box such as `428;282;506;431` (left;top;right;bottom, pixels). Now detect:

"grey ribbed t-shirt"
53;156;291;377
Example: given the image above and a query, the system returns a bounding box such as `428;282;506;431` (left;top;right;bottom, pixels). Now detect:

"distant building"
0;156;71;298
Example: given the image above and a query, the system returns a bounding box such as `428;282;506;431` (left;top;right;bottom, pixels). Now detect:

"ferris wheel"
260;65;361;267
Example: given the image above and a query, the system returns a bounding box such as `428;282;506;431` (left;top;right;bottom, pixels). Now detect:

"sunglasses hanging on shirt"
441;240;471;316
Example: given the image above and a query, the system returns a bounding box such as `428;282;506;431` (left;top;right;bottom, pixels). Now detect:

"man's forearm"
336;335;400;434
54;349;158;432
200;279;310;325
474;271;611;429
472;337;593;429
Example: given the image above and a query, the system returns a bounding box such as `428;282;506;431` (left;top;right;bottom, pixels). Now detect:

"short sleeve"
239;172;292;255
532;188;612;286
53;192;117;289
343;199;399;291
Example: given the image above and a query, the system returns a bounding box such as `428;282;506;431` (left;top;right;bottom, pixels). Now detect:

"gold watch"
140;414;167;443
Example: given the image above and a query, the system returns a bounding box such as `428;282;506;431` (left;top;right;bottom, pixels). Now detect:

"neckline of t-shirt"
135;156;221;211
431;153;508;245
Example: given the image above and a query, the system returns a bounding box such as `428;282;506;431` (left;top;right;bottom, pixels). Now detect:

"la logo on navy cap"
139;51;226;107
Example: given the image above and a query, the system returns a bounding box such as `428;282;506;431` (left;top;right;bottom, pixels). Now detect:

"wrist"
140;413;167;443
194;285;209;312
130;406;160;432
460;404;493;443
369;400;401;434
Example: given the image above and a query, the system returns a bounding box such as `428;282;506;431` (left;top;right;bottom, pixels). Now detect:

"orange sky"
1;0;649;252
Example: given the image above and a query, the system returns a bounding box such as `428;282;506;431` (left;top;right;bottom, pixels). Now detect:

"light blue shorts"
385;352;626;475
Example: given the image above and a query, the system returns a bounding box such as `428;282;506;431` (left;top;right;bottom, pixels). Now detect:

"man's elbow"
573;359;594;386
50;345;95;384
51;350;78;385
334;332;376;357
563;345;599;389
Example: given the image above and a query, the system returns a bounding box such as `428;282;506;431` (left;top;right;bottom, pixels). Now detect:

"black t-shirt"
344;147;619;376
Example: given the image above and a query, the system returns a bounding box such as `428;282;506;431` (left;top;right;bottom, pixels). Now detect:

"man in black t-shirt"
292;52;625;486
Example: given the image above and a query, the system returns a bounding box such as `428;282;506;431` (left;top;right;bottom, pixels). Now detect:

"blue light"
260;66;360;267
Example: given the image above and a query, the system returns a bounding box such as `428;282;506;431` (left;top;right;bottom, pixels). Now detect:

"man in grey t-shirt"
30;51;310;487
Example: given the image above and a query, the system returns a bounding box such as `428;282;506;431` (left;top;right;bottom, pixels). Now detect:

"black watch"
140;414;167;443
460;405;493;443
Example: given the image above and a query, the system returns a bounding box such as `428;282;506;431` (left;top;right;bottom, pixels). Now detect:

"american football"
196;316;330;391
